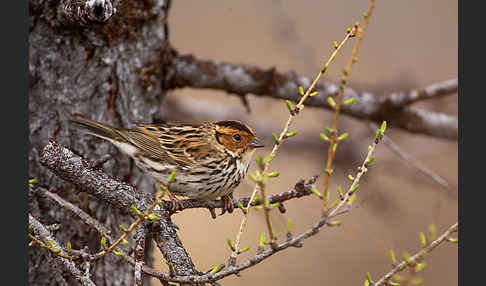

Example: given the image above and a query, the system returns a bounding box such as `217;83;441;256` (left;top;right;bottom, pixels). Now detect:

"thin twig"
373;222;458;286
229;28;356;265
29;214;96;286
327;123;383;219
34;187;164;261
29;184;147;269
258;181;277;244
366;122;452;192
31;185;114;244
322;0;375;212
28;233;73;260
95;188;166;258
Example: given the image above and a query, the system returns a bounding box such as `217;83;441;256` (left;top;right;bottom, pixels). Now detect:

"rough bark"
29;0;171;284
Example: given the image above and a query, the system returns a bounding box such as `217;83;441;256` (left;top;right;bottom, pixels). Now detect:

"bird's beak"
248;137;264;148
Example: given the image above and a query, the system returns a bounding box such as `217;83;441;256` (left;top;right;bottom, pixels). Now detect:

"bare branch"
29;214;96;286
166;55;457;140
38;140;198;281
59;0;116;26
385;78;457;106
366;122;453;193
31;185;114;243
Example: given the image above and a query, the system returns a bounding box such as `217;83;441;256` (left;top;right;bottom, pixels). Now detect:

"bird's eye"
233;134;241;141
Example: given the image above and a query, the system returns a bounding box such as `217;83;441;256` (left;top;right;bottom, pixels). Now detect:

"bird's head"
213;120;264;159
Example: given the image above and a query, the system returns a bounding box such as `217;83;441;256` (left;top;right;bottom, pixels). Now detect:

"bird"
70;114;264;214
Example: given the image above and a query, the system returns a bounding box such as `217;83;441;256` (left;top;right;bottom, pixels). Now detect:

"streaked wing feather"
116;128;189;167
126;124;217;167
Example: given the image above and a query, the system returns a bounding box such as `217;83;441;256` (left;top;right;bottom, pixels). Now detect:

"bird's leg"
166;191;182;212
90;154;113;169
220;193;234;215
157;181;181;212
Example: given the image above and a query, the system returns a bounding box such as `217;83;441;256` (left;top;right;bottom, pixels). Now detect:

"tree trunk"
29;0;170;284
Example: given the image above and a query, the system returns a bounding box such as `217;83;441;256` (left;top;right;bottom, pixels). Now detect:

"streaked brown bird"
71;115;264;213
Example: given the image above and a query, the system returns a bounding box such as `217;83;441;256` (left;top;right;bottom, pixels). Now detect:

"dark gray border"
0;1;28;284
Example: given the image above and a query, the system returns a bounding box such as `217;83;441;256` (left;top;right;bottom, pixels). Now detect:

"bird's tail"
70;114;125;142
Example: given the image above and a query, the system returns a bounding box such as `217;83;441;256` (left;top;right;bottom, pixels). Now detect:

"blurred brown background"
153;1;458;285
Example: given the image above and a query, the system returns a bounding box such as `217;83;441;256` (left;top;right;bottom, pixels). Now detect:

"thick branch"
38;140;197;281
59;0;116;26
29;214;96;286
166;55;457;140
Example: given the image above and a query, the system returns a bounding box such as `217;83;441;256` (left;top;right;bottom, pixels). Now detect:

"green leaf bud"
389;249;396;263
147;213;159;221
337;133;349;141
327;97;336;108
419;232;426;246
287;219;293;232
285;100;293;112
240;245;251;253
344;97;356;105
130;205;141;216
210;264;224;274
168;171;177;183
267;171;280;178
311;188;322;197
226;238;234;251
100;237;107;249
298;86;304;95
320;133;329;141
286;131;297;138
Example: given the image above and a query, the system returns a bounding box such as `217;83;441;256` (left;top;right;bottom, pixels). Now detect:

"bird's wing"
124;124;219;167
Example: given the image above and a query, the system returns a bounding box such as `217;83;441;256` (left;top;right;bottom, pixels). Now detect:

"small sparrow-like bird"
71;115;264;213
